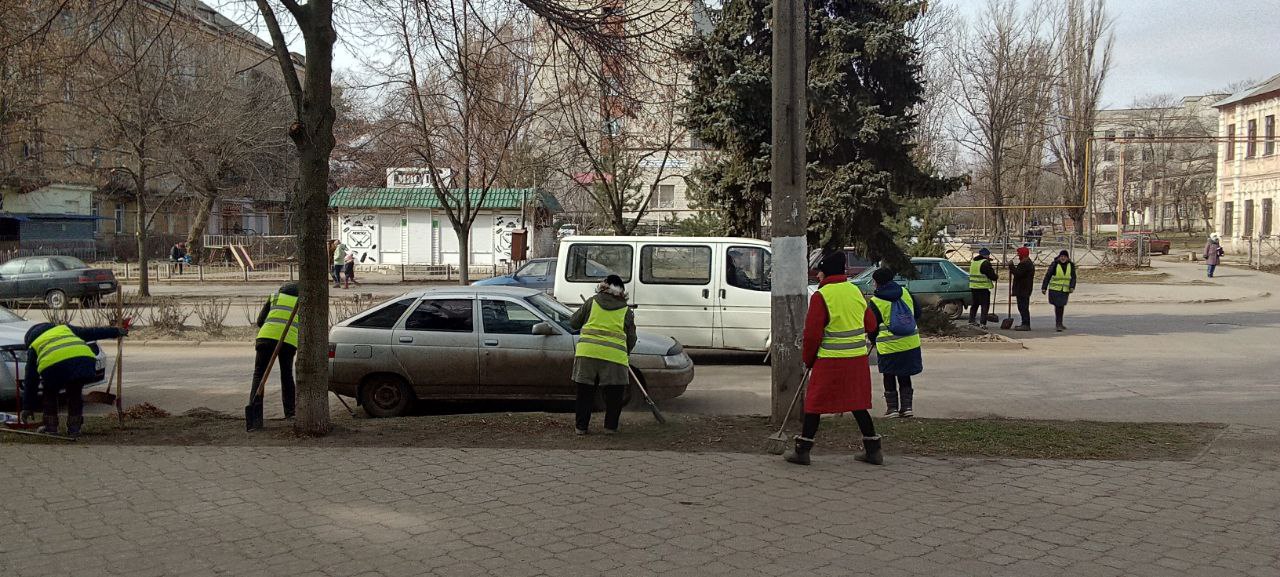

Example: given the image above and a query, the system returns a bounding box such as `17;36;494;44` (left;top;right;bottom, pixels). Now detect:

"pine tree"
683;0;962;268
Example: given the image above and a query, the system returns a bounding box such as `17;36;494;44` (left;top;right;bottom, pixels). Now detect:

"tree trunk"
185;193;217;261
134;170;150;297
1069;207;1085;235
456;227;470;285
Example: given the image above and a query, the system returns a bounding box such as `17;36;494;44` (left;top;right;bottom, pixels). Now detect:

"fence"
1245;236;1280;269
941;233;1152;268
92;260;515;283
0;240;98;262
201;234;297;261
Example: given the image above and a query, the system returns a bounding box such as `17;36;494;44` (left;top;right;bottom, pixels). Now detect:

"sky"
214;0;1280;108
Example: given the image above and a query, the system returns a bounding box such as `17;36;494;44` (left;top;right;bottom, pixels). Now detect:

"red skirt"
804;356;873;414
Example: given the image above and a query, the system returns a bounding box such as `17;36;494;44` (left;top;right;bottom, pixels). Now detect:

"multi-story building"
1214;73;1280;252
1093;93;1224;233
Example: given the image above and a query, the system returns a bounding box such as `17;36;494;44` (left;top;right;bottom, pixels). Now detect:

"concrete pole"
770;0;808;426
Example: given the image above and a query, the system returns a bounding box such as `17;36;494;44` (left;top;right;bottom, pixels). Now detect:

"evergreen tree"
683;0;962;268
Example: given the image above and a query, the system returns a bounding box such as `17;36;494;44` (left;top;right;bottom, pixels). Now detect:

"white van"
553;236;773;351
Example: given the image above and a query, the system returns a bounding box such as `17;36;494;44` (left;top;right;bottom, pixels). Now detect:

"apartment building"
1214;73;1280;252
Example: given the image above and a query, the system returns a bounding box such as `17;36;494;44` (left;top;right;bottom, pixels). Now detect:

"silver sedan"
328;286;694;417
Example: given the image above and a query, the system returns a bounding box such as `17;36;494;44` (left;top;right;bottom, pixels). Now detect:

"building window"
1266;116;1276;156
1103;147;1115;162
92;201;101;234
650;184;676;209
114;202;125;233
1226;124;1235;161
1247;119;1257;158
602;118;621;137
1263;199;1274;237
1103;130;1116;141
1222;201;1234;237
1244;199;1254;237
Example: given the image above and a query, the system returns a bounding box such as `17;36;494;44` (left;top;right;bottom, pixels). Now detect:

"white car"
0;307;107;405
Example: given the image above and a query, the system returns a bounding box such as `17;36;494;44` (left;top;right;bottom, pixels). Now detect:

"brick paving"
2;427;1278;577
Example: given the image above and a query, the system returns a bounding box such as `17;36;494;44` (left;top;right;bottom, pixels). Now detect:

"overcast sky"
215;0;1279;108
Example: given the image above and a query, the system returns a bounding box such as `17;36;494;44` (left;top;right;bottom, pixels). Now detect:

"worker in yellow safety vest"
1041;250;1078;332
23;321;129;436
968;248;998;328
867;267;924;419
569;274;636;435
252;282;300;418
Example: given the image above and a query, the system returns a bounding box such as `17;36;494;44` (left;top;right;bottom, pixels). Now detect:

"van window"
565;244;633;283
640;245;711;285
727;247;771;291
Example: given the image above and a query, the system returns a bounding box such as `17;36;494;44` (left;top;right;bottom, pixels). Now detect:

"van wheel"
359;375;414;418
45;290;67;310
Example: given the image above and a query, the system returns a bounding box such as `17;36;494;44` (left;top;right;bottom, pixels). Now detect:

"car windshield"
0;307;23;323
526;294;573;332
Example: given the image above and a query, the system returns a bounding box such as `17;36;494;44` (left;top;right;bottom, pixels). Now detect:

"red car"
1108;232;1171;255
807;248;876;283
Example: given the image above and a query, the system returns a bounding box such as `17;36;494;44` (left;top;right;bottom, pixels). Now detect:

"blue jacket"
868;282;923;377
22;324;123;408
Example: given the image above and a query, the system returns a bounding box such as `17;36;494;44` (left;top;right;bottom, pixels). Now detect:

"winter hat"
978;248;991;256
1058;250;1070;258
278;282;299;297
872;267;896;285
597;274;627;297
818;251;847;276
1016;247;1030;259
1210;233;1220;241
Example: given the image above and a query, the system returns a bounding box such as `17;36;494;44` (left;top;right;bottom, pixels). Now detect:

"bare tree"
949;0;1056;235
1048;0;1113;235
1113;95;1218;232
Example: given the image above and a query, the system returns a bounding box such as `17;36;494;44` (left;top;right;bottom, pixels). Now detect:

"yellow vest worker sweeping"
251;283;300;419
23;322;129;437
569;274;637;435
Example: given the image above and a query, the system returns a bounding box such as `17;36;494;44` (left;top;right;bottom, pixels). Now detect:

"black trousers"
250;339;297;417
1015;294;1031;326
41;377;95;428
882;374;914;411
575;383;625;432
801;410;876;442
969;289;992;324
1055;305;1066;326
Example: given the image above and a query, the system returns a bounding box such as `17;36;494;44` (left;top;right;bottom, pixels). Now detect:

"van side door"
719;245;772;352
631;244;715;348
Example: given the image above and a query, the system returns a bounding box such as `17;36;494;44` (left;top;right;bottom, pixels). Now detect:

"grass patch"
1077;267;1171;284
2;410;1221;461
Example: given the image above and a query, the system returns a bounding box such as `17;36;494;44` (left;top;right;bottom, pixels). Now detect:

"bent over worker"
252;282;299;419
23;322;128;437
569;274;637;435
784;251;883;466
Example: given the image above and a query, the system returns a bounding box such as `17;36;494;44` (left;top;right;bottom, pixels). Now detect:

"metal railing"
90;261;515;283
943;233;1151;268
1245;236;1280;269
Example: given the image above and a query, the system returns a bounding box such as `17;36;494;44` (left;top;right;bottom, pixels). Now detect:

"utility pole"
770;0;808;426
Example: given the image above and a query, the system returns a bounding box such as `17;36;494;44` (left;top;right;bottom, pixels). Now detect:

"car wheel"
359;375;414;418
941;300;964;319
45;290;68;310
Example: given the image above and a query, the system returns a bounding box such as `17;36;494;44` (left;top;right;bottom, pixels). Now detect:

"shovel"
2;344;37;431
766;369;811;455
245;305;298;431
1000;278;1015;330
627;366;665;424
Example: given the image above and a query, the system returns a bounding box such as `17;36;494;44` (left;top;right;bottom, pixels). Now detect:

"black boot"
900;388;914;419
783;436;813;465
36;414;60;435
883;390;900;418
66;416;84;438
854;435;884;466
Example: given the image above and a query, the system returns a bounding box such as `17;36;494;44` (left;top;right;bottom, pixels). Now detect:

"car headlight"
662;353;689;369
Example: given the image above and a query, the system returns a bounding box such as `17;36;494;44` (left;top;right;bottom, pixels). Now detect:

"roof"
0;212;104;222
330;188;562;213
1214;73;1280;108
399;286;543;298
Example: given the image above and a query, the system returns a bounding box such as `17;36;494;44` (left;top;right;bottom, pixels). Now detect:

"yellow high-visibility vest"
575;299;629;366
969;259;994;290
31;325;96;374
257;293;299;347
870;289;922;356
816;282;869;359
1049;263;1074;294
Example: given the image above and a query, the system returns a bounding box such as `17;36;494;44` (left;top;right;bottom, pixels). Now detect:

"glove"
120;316;134;335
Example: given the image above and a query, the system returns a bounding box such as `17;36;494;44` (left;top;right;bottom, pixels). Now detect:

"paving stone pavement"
1;428;1278;577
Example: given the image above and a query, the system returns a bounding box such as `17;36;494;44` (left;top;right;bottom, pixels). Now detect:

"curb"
130;341;246;348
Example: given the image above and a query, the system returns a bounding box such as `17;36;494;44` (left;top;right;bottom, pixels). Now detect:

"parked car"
472;258;557;292
554;236;774;352
328;286;695;417
1108;232;1171;255
806;248;876;284
844;257;973;318
0;256;118;309
0;305;108;405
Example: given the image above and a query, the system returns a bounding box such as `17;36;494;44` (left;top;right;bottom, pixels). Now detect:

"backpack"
887;298;917;336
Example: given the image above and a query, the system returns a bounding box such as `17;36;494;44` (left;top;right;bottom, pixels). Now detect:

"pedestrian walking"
783;251;883;466
1008;246;1036;331
1041;250;1077;332
968;247;998;328
22;321;130;437
868;267;922;419
251;282;299;419
170;241;187;275
343;250;360;289
1204;233;1224;278
331;240;348;288
569;274;636;435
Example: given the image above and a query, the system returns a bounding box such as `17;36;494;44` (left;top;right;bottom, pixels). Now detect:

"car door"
17;258;53;301
477;297;575;397
719;245;772;351
905;262;950;307
631;244;715;348
391;298;479;397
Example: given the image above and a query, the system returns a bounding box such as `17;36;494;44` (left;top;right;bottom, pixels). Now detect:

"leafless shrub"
194;298;231;335
86;291;144;327
240;298;261;327
330;294;374;328
147;298;192;335
44;306;76;326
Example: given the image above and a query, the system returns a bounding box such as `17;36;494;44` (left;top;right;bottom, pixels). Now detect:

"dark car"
807;248;875;283
472;258;556;292
0;256;118;309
